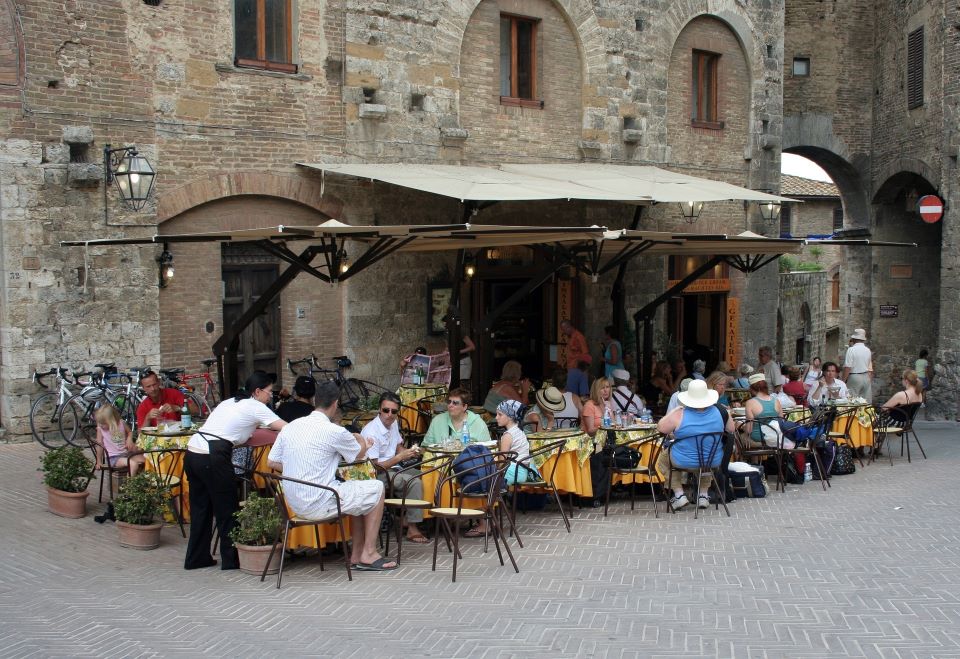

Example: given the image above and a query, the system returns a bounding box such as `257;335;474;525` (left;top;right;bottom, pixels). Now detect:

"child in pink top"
94;405;144;475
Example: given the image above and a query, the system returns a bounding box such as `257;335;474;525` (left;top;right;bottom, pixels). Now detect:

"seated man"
610;368;647;417
267;381;397;571
422;388;491;446
808;361;849;405
137;370;196;428
360;392;428;544
276;376;316;422
656;379;735;511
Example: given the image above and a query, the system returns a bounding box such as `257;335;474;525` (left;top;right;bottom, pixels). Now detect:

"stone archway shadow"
782;145;870;229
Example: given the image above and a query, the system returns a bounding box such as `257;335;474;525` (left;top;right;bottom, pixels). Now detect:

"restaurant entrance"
666;256;730;372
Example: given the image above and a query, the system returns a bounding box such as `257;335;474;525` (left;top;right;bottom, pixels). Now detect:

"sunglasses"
380;407;400;415
446;400;464;406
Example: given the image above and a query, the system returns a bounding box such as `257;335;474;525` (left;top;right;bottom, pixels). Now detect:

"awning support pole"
447;202;477;387
634;255;723;391
611;206;644;352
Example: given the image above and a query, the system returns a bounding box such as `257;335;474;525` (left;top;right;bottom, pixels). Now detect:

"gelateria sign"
666;278;731;294
725;298;740;366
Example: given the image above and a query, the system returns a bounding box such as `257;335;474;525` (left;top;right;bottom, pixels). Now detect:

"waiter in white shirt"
842;328;873;400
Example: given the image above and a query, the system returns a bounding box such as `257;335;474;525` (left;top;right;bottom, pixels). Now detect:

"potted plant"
229;493;282;575
40;446;93;518
113;472;166;550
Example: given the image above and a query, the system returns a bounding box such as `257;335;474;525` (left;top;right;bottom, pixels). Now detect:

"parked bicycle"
58;365;147;445
29;366;91;448
286;354;378;411
158;361;217;417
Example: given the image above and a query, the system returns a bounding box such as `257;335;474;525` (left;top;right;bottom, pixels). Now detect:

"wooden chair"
429;451;519;582
382;454;452;565
256;471;353;589
604;433;664;518
142;448;187;537
664;432;730;518
510;439;572;532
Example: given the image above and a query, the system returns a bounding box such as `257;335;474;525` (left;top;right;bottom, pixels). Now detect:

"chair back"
518;438;566;483
257;471;344;525
899;402;921;428
440;450;518;512
669;432;725;470
143;448;185;490
388;453;451;501
554;417;580;429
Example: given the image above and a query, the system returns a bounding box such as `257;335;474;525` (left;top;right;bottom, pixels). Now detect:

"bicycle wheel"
203;381;220;412
29;392;69;449
185;391;210;418
339;378;369;411
59;393;96;447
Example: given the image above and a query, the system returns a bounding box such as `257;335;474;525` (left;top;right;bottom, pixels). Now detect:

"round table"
826;402;875;448
397;383;448;434
605;425;663;486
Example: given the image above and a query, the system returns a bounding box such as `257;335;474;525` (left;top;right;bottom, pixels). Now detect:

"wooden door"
222;264;281;383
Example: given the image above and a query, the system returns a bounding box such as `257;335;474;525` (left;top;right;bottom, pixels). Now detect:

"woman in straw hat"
524;386;567;432
656;379;734;511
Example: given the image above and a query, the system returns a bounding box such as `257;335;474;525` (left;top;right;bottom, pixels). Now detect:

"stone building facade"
783;0;958;414
0;0;790;437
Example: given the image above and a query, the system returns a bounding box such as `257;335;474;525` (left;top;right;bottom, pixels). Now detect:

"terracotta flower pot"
236;543;281;576
116;521;163;550
47;487;89;519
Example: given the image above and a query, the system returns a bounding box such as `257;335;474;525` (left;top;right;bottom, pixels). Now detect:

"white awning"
298;162;794;204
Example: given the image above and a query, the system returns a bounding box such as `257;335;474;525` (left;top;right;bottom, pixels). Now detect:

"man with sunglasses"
422;388;491;447
361;392;428;544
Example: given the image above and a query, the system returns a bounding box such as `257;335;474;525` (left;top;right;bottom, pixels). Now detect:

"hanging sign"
917;195;944;223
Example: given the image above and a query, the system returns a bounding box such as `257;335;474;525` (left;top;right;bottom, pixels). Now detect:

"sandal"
354;557;398;571
463;526;485;538
406;533;429;544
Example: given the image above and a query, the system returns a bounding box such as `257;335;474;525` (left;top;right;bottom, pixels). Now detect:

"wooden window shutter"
832;207;843;232
907;26;924;110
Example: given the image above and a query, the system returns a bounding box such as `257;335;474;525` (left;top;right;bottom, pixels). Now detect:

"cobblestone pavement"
2;423;959;658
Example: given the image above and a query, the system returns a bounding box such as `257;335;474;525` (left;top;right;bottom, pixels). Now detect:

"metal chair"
773;411;831;492
554;417;581;429
142;447;187;537
381;454;452;565
429;450;519;582
872;403;925;464
826;406;864;466
734;419;778;466
604;433;664;518
511;438;572;531
84;433;128;503
256;471;353;588
664;432;730;518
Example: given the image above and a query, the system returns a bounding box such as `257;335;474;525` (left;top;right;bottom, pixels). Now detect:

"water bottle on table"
180;400;191;430
602;407;612;428
461;423;471;446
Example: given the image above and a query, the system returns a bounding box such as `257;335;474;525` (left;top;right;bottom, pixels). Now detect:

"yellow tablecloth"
608;427;663;487
830;404;875;449
419;448;483;517
526;429;594;497
398;383;448;434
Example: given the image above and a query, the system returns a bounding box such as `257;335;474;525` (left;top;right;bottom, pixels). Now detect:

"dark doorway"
668;293;726;372
222;251;281;383
483;278;545;385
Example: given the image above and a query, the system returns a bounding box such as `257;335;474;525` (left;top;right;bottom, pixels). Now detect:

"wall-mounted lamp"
104;143;156;225
464;252;476;278
679;201;704;223
158;245;174;288
758;200;782;222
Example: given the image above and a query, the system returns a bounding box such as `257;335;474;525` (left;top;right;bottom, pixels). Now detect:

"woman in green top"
422;388;492;446
743;373;783;446
915;349;932;390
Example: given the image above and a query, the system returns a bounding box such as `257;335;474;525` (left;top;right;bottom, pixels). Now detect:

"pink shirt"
99;421;129;458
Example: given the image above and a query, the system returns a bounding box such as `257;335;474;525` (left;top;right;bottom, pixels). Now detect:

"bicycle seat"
160;368;185;377
94;362;116;370
201;358;217;367
57;367;70;376
333;356;352;368
128;367;150;376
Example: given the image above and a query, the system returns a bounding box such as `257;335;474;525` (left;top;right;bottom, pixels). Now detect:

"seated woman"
882;369;924;410
782;367;808;407
482;360;531;413
732;363;754;389
580;377;615;437
524;386;566;432
466;399;533;538
705;371;730;407
807;361;848;405
423;388;491;446
743;373;784;448
655;380;734;511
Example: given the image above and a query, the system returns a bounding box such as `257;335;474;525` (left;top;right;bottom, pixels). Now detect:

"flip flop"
354;557;398;571
406;534;429;544
463;526;485;538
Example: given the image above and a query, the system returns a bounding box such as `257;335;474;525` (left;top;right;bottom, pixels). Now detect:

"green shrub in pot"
113;472;166;526
229;493;281;547
39;446;93;493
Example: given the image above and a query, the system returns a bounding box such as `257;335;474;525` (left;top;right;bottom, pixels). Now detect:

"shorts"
505;463;539;486
329;479;384;517
107;454;128;467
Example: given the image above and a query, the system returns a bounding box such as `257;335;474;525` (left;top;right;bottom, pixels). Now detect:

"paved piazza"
2;423;960;658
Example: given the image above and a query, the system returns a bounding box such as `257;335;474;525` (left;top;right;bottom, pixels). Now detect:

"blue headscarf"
496;399;524;423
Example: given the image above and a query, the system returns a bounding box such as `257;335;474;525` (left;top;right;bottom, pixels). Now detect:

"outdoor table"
526;429;593;497
825;402;875;449
419;443;490;517
727;388;751;404
606;425;663;487
397;383;447;434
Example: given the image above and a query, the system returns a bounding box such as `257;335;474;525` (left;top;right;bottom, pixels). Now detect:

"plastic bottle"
180;400;192;430
803;462;812;482
614;409;623;427
602;407;612;428
461;422;470;446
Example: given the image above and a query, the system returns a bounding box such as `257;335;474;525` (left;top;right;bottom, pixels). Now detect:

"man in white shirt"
842;328;873;400
610;369;647;416
809;361;849;404
361;392;428;544
268;381;397;571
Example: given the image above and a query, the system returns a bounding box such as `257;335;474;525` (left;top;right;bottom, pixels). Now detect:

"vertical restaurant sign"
725;298;740;367
557;280;573;365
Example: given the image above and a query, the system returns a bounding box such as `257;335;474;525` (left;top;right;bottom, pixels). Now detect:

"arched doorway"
796;302;811;364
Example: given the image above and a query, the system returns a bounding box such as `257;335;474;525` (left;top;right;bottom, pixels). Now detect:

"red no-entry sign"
918;194;944;223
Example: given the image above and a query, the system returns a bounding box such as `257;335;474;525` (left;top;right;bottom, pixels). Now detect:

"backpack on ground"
727;463;768;498
763;456;805;485
830;443;856;476
452;444;496;494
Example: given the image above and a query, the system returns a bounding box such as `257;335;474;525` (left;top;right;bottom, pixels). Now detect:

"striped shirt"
268;411;361;518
